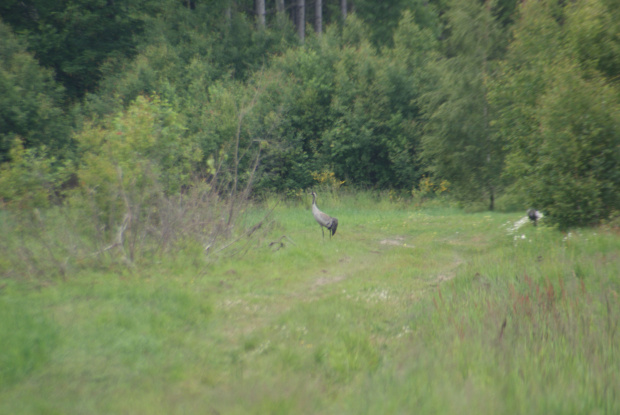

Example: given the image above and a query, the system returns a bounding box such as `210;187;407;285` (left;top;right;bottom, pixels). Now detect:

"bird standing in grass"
527;208;542;226
310;191;338;239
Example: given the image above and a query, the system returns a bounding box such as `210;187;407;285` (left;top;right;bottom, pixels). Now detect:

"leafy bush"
254;14;436;192
312;170;346;193
0;21;71;163
491;0;620;226
525;66;620;228
70;95;202;260
254;37;340;193
411;175;450;205
0;139;68;210
325;14;431;188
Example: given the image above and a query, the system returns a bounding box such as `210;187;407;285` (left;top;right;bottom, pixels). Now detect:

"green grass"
0;195;618;414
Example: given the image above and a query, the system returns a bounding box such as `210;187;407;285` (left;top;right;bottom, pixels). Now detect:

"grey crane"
527;208;542;226
310;191;338;239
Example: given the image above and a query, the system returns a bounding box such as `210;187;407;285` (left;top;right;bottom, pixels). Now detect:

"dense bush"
0;139;68;210
520;66;620;228
492;0;620;227
254;13;437;192
0;21;72;163
69;96;201;258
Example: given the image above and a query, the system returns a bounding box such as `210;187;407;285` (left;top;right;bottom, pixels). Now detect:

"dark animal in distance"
310;191;338;239
527;209;542;226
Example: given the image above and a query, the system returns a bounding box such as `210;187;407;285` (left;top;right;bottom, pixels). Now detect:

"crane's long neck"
311;193;322;217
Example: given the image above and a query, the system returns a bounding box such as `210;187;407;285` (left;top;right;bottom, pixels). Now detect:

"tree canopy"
1;0;619;228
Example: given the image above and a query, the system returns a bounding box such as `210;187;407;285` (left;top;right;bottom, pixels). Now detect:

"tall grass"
0;194;618;414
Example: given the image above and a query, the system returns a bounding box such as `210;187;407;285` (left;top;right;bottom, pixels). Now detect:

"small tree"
420;0;505;209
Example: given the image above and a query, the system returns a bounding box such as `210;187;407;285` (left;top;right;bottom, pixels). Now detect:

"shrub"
0;21;72;163
69;95;202;261
525;66;620;228
411;175;449;205
0;138;68;210
311;170;346;194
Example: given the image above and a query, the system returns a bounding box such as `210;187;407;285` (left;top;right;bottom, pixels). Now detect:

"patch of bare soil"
313;274;347;288
428;257;465;287
379;236;414;247
434;274;455;284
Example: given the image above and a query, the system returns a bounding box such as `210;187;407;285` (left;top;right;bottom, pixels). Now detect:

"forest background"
1;0;619;230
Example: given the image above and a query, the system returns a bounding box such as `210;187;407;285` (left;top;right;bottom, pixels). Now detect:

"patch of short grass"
0;290;59;387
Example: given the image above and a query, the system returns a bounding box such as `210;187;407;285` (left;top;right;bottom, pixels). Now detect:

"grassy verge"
0;194;618;414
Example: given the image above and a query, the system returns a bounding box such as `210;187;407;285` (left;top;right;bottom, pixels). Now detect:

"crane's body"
311;191;338;239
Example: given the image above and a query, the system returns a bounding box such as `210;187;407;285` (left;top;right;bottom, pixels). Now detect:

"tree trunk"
297;0;305;41
276;0;285;14
256;0;265;27
341;0;347;20
225;2;232;22
315;0;322;34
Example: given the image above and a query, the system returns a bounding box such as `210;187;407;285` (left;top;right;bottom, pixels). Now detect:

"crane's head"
309;191;318;204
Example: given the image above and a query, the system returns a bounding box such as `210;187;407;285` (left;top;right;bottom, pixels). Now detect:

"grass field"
1;194;619;414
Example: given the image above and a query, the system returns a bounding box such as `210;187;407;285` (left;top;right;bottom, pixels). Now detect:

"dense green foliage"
1;0;619;227
491;0;620;227
0;21;72;163
420;0;504;209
